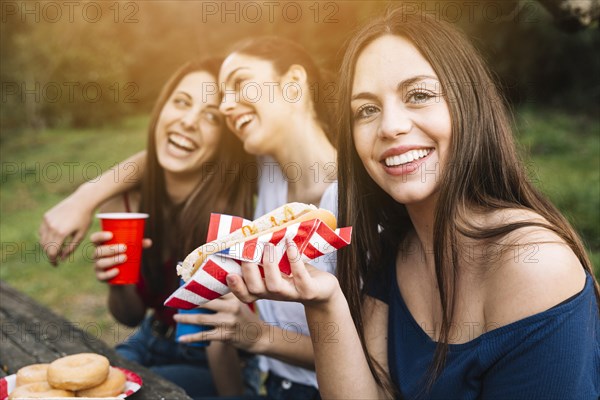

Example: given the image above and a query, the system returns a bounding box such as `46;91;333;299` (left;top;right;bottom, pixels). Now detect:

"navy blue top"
368;263;600;399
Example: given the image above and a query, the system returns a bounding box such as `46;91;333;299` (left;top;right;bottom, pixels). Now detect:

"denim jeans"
265;373;321;400
116;316;217;398
191;371;321;400
116;316;262;398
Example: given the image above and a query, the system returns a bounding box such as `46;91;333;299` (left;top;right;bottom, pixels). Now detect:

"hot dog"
177;203;336;281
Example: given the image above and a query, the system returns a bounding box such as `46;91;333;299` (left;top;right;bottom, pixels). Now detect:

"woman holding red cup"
85;57;255;398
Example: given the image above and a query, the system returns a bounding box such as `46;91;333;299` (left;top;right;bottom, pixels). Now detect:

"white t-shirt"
254;156;338;388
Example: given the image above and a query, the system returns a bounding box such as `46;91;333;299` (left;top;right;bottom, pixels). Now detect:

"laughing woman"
175;36;338;399
39;38;338;398
225;8;600;400
43;58;255;398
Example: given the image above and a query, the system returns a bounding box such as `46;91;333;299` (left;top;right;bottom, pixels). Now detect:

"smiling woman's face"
218;52;292;156
155;71;223;176
351;34;452;207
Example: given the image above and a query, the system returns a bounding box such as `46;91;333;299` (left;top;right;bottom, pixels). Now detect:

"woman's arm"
206;341;244;396
226;242;390;398
106;284;146;327
304;289;389;398
175;293;317;369
362;296;390;388
39;151;147;265
90;228;148;326
88;191;148;326
252;325;315;369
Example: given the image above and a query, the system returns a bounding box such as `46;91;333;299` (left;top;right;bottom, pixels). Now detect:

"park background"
1;0;599;344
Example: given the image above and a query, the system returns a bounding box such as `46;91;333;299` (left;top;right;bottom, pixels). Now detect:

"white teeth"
384;149;431;167
168;133;196;151
235;114;255;131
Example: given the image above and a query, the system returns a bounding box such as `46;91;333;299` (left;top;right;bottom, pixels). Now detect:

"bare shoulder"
481;208;586;328
98;189;141;213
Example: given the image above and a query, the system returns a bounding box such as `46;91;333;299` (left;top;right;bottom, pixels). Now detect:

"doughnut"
15;363;49;386
8;382;74;398
76;367;126;397
47;353;110;391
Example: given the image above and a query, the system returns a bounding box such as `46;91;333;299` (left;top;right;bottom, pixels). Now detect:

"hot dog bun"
177;203;336;281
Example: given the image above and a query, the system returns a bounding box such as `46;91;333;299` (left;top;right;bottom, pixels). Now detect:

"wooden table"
0;280;192;399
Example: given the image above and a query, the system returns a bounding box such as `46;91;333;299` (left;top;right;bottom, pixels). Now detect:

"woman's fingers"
89;232;149;283
174;297;259;348
90;231;113;245
95;252;126;269
38;195;94;267
175;314;253;348
173;310;221;326
95;266;120;281
91;231;126;282
177;327;220;344
93;243;127;260
39;218;63;266
173;305;224;343
241;252;267;294
286;239;314;294
228;242;313;302
94;251;122;281
59;230;84;261
227;273;258;303
91;231;126;261
262;243;288;295
201;294;238;313
227;241;334;304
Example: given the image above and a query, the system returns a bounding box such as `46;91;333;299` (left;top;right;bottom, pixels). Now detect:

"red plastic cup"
96;212;149;285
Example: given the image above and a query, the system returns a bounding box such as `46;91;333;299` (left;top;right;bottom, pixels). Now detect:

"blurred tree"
1;2;130;136
538;0;600;31
455;0;600;113
2;0;598;135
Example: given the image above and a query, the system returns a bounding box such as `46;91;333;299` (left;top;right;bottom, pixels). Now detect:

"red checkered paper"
164;213;352;309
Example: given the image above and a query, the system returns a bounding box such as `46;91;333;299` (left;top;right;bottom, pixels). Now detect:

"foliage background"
1;0;598;344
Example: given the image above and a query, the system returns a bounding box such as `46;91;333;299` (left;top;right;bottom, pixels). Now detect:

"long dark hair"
141;58;255;294
229;36;336;142
336;6;600;395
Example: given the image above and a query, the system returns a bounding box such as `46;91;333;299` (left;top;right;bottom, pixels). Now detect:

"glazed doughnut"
76;367;126;398
47;353;110;391
15;363;49;386
8;382;74;398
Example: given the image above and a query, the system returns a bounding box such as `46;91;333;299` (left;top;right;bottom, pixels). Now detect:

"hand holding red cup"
95;213;149;285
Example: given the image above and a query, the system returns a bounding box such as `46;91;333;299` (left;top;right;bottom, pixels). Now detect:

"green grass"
515;107;599;279
0;108;598;346
1;116;148;344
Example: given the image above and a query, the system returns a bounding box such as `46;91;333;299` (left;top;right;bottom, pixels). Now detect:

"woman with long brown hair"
40;37;339;398
225;7;600;399
71;58;254;397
